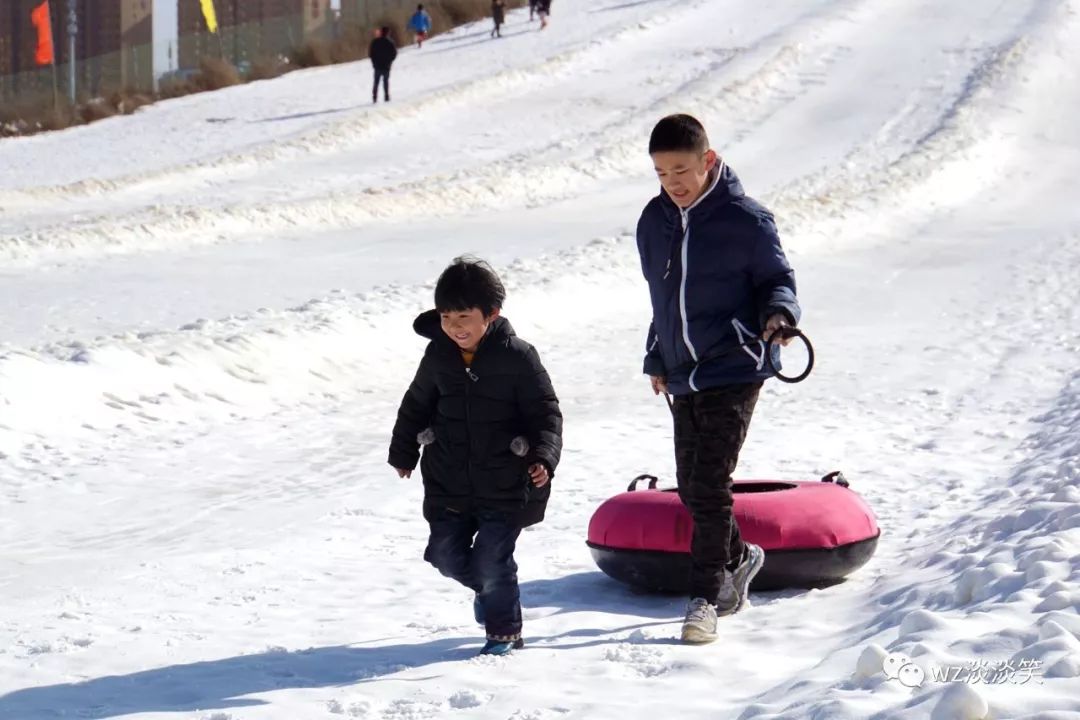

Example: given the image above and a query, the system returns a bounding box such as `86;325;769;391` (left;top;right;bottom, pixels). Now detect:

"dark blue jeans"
424;507;523;639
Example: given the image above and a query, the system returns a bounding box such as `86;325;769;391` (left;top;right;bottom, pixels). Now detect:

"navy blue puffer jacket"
637;162;801;395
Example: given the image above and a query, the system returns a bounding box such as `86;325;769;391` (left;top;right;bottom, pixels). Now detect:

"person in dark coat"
636;114;801;645
389;257;562;656
537;0;551;28
368;26;397;103
491;0;506;38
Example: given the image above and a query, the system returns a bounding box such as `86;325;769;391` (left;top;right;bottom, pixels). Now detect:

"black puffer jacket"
369;36;397;71
389;310;562;526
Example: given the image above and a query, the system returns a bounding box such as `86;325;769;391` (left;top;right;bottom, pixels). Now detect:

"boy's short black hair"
648;114;709;155
434;256;506;317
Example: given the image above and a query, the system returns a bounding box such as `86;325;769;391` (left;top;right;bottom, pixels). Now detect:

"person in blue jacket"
409;4;433;47
636;114;801;645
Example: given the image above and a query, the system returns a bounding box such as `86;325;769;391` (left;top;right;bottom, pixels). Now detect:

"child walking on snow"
636;114;801;644
389;257;562;656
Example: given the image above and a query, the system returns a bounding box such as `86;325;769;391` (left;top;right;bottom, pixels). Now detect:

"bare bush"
330;28;370;64
292;38;334;68
79;99;118;123
158;76;200;100
249;56;289;82
197;56;242;91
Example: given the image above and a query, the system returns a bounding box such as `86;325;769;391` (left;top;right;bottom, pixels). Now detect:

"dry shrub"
106;90;155;115
292;38;334;68
329;29;368;64
0;93;53;124
0;93;78;135
40;104;78;132
79;98;118;123
159;77;199;100
249;56;289;82
437;0;490;26
197;56;241;91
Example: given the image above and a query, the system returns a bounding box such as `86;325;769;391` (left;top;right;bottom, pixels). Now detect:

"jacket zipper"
678;207;697;366
672;164;725;391
464;360;478;493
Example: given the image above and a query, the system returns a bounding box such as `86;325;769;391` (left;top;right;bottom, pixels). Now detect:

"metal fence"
1;0;491;107
1;7;340;104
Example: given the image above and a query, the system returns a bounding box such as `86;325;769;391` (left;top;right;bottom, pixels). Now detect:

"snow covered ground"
1;0;1078;718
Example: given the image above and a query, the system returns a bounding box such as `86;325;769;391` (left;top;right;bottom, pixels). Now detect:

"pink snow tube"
587;473;880;591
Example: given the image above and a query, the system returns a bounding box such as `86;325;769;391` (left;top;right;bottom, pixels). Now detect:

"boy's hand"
528;463;549;487
396;468;412;478
763;314;794;347
650;375;668;395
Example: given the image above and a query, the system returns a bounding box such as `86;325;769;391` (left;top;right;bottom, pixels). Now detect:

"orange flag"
31;1;55;66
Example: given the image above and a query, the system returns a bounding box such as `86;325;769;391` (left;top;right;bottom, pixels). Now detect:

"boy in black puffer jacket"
389;257;562;656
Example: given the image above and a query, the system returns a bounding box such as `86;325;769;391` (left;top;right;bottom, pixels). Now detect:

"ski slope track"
1;0;1079;718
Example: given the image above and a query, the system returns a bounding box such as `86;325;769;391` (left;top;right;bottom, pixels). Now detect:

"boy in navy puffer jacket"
636;114;801;644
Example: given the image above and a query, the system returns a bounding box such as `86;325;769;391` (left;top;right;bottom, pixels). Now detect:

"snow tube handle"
821;471;850;488
628;474;660;492
765;326;814;384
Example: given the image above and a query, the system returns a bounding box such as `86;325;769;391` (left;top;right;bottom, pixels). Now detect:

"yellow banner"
200;0;219;33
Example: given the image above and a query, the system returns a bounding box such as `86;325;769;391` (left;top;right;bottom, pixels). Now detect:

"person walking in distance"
537;0;552;29
368;26;397;103
409;4;433;47
491;0;506;38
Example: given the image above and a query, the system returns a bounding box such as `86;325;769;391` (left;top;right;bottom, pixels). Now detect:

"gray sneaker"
715;542;765;617
680;597;718;644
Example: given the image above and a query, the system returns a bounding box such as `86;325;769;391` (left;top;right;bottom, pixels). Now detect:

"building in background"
1;0;38;100
1;0;157;100
152;0;179;88
2;0;333;103
178;0;331;70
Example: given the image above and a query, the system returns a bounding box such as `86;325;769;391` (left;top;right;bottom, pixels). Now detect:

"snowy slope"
1;0;1079;718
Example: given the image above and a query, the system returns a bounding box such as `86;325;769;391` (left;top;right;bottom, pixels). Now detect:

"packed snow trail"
2;0;1079;718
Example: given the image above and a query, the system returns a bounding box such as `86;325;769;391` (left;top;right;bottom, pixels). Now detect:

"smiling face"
652;149;718;208
440;307;497;353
